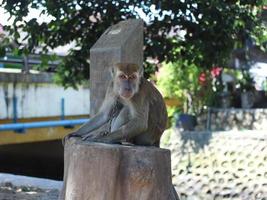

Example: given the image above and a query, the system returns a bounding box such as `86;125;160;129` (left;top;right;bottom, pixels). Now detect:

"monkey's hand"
62;132;82;146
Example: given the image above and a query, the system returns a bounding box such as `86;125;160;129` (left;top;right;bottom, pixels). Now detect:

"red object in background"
211;66;222;78
198;72;206;85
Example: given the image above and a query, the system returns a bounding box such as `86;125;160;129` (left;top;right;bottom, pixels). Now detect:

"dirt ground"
0;182;59;200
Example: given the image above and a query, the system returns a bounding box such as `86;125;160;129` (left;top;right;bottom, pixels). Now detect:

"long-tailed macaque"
64;63;167;147
60;63;180;200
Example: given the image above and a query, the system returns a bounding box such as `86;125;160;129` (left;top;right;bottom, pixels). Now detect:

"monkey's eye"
129;74;137;80
119;74;127;80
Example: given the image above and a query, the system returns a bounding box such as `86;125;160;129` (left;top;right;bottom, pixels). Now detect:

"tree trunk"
59;138;179;200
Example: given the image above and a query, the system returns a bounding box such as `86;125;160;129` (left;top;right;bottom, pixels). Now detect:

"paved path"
0;173;62;200
0;182;59;200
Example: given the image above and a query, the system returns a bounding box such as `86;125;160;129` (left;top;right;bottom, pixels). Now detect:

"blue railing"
0;119;89;132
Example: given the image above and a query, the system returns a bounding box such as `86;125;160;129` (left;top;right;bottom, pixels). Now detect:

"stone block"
61;139;178;200
90;19;143;115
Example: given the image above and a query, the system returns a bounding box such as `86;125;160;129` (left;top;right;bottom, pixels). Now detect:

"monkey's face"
115;71;140;100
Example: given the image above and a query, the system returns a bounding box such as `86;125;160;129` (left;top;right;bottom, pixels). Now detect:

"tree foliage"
1;0;266;88
157;61;217;115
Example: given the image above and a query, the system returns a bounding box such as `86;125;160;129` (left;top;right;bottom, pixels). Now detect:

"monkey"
64;63;167;147
60;63;181;200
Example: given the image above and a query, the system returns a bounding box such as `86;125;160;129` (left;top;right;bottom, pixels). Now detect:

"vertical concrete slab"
90;19;143;115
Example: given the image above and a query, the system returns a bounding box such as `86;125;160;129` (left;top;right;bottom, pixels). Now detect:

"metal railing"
0;53;60;72
0;119;89;132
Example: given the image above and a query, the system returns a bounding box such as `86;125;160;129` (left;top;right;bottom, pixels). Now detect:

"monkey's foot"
82;131;109;141
82;137;121;145
121;141;135;146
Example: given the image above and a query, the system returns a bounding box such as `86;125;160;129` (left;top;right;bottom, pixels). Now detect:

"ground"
0;173;61;200
0;182;59;200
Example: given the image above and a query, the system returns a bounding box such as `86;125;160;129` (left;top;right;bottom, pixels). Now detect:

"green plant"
237;71;255;92
262;78;267;91
157;61;215;116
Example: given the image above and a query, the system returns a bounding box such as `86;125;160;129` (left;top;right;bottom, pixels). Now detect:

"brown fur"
65;63;167;147
116;63;140;75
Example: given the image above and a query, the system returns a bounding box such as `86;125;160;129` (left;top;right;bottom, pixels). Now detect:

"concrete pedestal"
60;139;178;200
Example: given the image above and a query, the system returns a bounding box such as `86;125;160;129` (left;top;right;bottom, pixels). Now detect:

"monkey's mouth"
121;91;133;99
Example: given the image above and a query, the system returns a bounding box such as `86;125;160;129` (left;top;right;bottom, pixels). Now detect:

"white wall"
0;83;90;119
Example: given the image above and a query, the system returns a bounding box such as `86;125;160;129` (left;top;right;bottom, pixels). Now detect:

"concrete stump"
61;139;177;200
